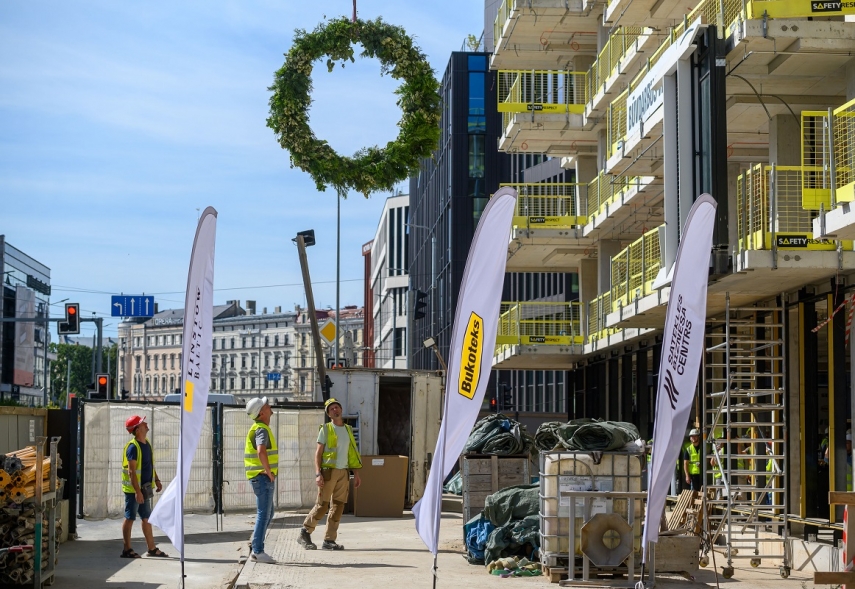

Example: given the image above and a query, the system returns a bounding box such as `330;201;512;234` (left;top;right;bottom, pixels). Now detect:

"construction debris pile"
0;447;61;586
463;414;536;456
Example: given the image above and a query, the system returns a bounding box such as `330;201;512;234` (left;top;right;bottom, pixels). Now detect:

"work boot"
298;528;316;550
322;540;344;550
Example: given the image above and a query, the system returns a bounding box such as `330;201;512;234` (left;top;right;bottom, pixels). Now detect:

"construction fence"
82;401;323;519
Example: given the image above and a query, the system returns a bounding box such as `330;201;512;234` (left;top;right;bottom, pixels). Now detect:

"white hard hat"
689;428;701;437
246;396;268;419
847;433;852;442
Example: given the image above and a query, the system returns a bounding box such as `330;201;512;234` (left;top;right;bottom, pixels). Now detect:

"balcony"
812;99;855;239
584;172;663;239
493;301;585;369
608;166;855;329
497;70;595;155
502;182;596;272
585;27;659;119
585;292;655;352
492;0;601;71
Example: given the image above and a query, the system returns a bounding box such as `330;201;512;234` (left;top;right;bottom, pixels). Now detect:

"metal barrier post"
829;108;837;208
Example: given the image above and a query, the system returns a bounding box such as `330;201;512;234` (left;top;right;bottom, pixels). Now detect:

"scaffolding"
702;294;791;580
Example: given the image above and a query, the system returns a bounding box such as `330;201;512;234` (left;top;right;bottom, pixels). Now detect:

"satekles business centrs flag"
413;187;517;555
149;207;218;560
641;194;716;564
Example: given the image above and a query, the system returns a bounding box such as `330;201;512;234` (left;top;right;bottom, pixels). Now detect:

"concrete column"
598;240;622;294
580;258;598;337
576;156;598;216
571;55;595;73
769;114;801;166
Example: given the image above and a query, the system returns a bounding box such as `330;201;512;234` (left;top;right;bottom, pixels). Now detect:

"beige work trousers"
303;468;349;542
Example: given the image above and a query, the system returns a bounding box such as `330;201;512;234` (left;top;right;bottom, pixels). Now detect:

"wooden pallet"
544;566;568;584
668;490;698;530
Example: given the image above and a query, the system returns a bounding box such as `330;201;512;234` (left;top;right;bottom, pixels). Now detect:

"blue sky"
0;1;484;338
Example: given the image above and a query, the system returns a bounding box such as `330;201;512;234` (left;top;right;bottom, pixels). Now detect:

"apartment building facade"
487;0;855;538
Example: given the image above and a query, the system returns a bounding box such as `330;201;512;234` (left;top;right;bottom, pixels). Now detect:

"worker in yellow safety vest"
245;396;278;563
299;398;363;551
121;415;165;559
682;429;703;491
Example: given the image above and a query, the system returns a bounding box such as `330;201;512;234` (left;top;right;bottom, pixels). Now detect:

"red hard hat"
125;415;146;433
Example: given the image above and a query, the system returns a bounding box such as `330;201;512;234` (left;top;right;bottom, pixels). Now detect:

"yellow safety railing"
496;301;585;346
497;70;588;115
588;292;619;342
833;98;855;203
494;0;513;51
587;172;649;221
607;90;628;159
586;27;648;100
501;183;587;227
801;110;830;209
736;165;849;251
747;0;855;18
610;226;662;307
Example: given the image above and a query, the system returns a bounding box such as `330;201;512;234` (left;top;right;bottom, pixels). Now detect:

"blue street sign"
111;295;155;317
266;372;281;382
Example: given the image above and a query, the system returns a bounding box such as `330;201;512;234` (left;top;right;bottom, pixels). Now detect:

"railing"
610;226;662;307
588;292;618;342
501;182;586;226
587;172;651;222
586;27;648;101
736;165;846;251
496;301;585;346
802;99;855;208
494;0;513;50
607;90;628;159
497;70;588;115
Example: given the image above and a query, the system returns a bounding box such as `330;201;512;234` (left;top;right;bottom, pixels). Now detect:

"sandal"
120;549;141;558
146;547;169;557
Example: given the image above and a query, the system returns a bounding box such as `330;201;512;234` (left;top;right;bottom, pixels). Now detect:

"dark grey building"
407;53;578;415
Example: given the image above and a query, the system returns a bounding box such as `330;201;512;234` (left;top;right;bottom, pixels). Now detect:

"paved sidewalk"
233;510;821;589
51;513;251;589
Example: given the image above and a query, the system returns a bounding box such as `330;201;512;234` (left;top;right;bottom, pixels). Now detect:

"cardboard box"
354;455;409;518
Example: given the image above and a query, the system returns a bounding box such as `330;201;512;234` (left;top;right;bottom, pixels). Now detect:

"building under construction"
485;0;855;576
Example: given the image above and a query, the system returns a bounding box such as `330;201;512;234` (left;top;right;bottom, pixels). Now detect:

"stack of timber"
0;445;62;586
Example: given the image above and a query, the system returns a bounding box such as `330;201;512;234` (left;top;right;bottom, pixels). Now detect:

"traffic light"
295;229;316;247
413;290;428;321
327;358;349;369
121;389;130;400
96;373;110;398
499;384;513;411
58;303;80;335
489;394;498;412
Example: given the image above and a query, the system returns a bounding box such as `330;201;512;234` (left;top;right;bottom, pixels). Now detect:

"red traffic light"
68;306;77;315
98;376;107;386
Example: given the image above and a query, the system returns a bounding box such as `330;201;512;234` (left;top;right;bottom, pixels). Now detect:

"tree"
49;342;117;406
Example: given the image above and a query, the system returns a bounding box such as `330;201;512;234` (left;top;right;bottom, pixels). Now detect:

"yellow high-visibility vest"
245;422;278;480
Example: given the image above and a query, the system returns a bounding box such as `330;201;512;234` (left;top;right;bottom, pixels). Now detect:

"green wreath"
267;17;441;197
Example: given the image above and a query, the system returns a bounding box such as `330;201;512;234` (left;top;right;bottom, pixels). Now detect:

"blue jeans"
250;474;275;554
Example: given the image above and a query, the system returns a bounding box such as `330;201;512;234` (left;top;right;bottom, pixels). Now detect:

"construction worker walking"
299;398;362;550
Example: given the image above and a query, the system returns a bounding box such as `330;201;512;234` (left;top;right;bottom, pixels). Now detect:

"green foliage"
49;342;118;406
266;17;441;197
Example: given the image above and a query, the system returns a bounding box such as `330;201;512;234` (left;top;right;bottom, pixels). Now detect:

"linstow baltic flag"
149;207;217;562
413;187;517;557
641;194;716;564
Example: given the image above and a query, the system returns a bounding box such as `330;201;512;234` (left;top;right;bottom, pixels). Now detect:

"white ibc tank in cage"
540;451;644;557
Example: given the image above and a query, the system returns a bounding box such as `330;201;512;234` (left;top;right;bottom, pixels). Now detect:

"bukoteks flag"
150;207;217;559
641;194;716;564
413;187;517;555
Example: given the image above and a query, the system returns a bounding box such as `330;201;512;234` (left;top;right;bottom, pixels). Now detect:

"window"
146;355;151;370
284;335;289;346
468;54;486;70
230;355;235;369
301;354;306;368
301;333;306;346
468;72;486;133
176;335;181;345
265;354;270;368
212;357;216;371
145;377;151;394
394;327;406;357
272;379;278;389
251;336;256;348
162;354;167;369
135;356;141;370
229;377;235;390
274;335;279;347
242;338;247;348
154;378;159;394
162;376;168;394
265;335;269;347
300;376;306;392
251;377;256;389
283;376;289;389
251;356;256;369
230;338;235;349
241;357;247;369
169;376;175;392
170;354;175;369
241;377;246;389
